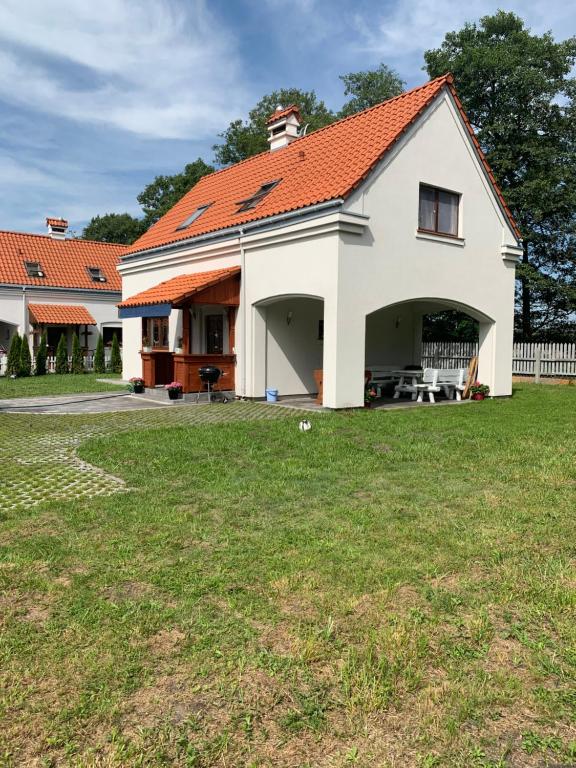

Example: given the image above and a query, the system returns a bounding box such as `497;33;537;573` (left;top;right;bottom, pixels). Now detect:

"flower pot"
168;389;182;400
132;383;144;394
142;346;152;353
472;393;485;401
364;402;372;408
174;348;183;355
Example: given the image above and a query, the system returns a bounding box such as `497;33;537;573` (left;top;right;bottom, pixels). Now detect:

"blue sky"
0;0;574;234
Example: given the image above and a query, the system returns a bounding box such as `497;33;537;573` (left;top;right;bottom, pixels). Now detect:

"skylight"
236;180;281;213
25;261;44;278
175;204;211;231
87;266;107;283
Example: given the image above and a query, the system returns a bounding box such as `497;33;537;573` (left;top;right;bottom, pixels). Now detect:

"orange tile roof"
126;75;519;257
0;231;125;290
46;217;68;228
266;104;301;124
28;303;96;325
118;266;240;308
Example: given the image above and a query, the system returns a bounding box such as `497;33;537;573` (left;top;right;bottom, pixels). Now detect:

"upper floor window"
236;180;281;213
87;266;107;282
418;184;459;237
25;261;45;278
176;204;211;231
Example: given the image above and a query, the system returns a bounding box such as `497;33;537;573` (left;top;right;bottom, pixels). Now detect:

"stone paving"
0;401;295;514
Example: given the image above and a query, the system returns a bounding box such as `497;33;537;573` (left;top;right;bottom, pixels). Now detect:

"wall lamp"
286;311;293;326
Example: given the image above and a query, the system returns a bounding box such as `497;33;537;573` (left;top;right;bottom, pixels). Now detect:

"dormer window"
87;266;107;283
418;184;460;237
175;204;211;231
25;261;45;278
236;180;281;213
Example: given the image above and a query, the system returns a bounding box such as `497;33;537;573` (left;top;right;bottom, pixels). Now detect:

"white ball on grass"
299;419;312;432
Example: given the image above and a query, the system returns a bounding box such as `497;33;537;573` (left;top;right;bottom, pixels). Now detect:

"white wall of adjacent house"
0;286;122;353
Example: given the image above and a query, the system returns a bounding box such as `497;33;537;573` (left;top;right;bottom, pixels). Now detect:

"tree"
82;213;145;245
55;334;68;374
70;332;83;374
339;63;405;117
424;11;576;340
93;333;105;374
137;159;214;228
110;333;122;374
35;332;47;376
213;89;335;165
423;311;478;342
19;335;32;377
6;333;21;377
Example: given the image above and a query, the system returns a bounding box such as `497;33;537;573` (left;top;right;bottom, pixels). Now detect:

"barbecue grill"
196;366;228;403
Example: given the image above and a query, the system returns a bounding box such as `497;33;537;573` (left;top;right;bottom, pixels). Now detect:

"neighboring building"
0;218;125;357
119;75;522;408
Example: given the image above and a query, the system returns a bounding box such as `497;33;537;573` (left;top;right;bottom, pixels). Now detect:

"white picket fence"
0;350;117;376
422;341;576;378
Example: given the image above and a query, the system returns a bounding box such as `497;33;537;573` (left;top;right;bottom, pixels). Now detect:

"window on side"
418;185;459;237
142;317;169;349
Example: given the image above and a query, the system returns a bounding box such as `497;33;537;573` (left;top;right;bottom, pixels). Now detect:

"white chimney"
46;217;69;239
266;105;302;151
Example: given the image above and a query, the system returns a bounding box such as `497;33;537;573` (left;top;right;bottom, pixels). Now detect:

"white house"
0;218;125;360
118;75;522;408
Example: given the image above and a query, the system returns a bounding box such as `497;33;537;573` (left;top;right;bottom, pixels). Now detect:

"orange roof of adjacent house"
118;266;240;308
28;303;96;325
126;74;520;257
0;230;125;290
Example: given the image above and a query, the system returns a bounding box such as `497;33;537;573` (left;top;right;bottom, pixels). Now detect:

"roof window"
25;261;45;278
236;180;281;213
175;204;211;231
87;266;107;283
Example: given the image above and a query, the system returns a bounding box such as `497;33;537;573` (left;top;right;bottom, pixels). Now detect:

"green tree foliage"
6;333;21;376
423;311;479;342
110;333;122;374
82;213;145;245
213;89;335;166
55;334;69;374
19;335;32;377
93;333;105;374
35;332;47;376
137;159;214;228
70;332;83;374
424;11;576;340
338;63;405;117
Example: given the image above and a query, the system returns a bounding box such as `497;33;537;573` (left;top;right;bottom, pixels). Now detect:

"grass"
0;384;575;767
0;373;126;399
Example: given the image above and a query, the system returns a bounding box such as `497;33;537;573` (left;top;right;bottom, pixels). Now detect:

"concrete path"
0;391;174;414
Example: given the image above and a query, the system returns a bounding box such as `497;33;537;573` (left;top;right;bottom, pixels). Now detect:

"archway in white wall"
253;294;325;399
365;297;495;396
0;319;18;352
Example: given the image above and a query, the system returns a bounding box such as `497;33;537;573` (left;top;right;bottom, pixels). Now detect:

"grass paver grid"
0;402;292;513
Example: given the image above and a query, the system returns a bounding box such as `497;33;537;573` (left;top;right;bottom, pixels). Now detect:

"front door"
206;315;224;354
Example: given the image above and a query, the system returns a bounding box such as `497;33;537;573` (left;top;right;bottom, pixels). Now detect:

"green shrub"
110;333;122;374
6;333;21;377
35;332;47;376
93;333;105;374
70;332;83;374
55;334;69;374
19;336;32;377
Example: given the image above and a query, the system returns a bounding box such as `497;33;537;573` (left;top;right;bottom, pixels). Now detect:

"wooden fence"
0;350;116;376
421;341;576;378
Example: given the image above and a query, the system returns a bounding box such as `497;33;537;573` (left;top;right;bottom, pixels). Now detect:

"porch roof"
28;303;96;325
118;266;240;313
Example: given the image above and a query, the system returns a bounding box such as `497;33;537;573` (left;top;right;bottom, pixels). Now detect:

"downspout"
239;228;246;398
21;286;27;338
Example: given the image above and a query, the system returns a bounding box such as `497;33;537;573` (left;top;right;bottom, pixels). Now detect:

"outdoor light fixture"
395;315;401;329
286;311;293;325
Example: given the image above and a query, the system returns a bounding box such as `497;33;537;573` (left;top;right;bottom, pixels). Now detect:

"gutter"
0;284;121;297
120;199;345;264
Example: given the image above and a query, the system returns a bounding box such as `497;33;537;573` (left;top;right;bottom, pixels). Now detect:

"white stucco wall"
0;286;122;352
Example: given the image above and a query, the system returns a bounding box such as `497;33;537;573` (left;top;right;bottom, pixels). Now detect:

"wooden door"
206;315;224;354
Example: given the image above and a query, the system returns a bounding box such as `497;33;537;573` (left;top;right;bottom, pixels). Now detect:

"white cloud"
0;0;247;139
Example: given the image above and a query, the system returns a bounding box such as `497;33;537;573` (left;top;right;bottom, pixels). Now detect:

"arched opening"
253;295;325;400
0;320;18;376
365;298;494;402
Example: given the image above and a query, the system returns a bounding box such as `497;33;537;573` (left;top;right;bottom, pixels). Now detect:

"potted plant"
129;376;145;394
470;382;490;400
364;384;378;408
142;336;152;353
165;380;183;400
174;336;184;354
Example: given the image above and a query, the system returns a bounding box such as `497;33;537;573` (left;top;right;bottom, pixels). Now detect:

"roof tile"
28;303;97;325
118;266;240;308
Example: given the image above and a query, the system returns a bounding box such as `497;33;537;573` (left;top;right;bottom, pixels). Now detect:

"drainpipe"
239;228;246;398
21;286;27;338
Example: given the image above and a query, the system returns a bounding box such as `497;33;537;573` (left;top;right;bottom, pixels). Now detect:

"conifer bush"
35;332;47;376
6;334;21;377
93;333;105;374
71;332;83;374
110;333;122;374
19;335;32;377
55;334;69;374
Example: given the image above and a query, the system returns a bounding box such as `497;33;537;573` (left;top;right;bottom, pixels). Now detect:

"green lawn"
0;372;126;399
1;385;575;767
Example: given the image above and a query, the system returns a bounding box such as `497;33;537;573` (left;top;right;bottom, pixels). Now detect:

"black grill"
198;366;222;384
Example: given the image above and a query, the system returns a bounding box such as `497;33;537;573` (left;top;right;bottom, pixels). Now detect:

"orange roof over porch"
118;266;240;310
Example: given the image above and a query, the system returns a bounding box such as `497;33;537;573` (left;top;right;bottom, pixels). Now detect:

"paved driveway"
0;391;171;414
